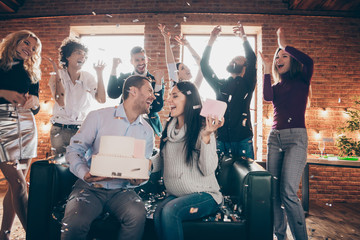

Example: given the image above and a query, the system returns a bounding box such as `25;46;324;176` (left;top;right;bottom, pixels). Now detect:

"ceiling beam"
0;0;25;13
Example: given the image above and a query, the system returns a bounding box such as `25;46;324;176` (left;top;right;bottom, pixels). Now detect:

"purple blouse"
263;46;314;130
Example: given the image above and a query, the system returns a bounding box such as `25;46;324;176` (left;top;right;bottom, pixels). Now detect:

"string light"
265;117;272;126
41;122;51;133
314;130;321;140
40;101;53;114
320;107;328;117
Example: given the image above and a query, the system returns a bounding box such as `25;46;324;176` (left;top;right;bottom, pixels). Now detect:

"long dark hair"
160;81;204;166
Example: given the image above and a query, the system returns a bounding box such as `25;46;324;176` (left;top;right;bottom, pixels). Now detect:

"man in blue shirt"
61;75;155;240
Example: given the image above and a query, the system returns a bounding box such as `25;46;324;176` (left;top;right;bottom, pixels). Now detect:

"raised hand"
153;69;164;85
174;35;189;46
158;23;171;40
208;26;221;46
112;58;122;69
259;51;272;74
44;56;58;71
202;115;225;144
93;60;106;73
233;21;247;41
277;27;287;49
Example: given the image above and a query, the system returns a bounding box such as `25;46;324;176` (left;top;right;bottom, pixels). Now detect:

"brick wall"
0;0;359;203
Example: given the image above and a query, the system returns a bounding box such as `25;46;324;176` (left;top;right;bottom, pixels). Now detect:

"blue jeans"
154;192;220;240
217;137;254;159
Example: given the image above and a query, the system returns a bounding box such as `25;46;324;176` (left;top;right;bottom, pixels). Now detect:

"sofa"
26;155;273;240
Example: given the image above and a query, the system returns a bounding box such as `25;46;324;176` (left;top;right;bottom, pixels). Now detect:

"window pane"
183;35;256;100
80;35;144;110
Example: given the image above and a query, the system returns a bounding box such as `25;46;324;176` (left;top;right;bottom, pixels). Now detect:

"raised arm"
200;26;223;91
158;24;178;84
175;35;204;88
234;21;256;89
107;58;124;99
277;28;313;83
46;56;65;106
259;51;274;101
93;60;106;103
199;116;224;175
151;70;165;113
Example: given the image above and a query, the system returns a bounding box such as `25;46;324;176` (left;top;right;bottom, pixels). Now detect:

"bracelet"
242;34;247;39
32;105;39;110
50;72;57;75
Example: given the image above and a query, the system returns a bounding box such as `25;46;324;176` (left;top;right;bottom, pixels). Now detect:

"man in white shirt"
62;75;155;240
48;38;106;155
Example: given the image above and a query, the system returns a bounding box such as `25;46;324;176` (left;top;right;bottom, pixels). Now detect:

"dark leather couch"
26;156;273;240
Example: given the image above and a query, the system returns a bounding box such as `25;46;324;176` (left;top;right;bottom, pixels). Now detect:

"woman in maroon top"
0;30;42;240
260;28;313;240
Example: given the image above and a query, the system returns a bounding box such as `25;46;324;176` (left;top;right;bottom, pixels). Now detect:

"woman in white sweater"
151;81;224;240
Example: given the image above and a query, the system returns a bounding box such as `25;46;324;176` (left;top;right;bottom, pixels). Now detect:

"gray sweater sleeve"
198;133;218;176
151;152;162;173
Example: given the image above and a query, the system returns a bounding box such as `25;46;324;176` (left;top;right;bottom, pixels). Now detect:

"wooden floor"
0;191;359;240
303;202;360;240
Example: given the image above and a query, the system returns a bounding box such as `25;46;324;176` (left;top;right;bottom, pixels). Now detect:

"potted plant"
336;99;360;157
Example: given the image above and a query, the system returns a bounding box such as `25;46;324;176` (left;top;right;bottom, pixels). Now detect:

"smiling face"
134;80;155;114
275;49;291;75
177;63;192;81
15;37;37;61
131;52;148;75
67;49;87;69
167;86;186;119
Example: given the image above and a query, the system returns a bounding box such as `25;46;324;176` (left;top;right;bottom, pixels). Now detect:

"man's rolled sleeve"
66;110;99;180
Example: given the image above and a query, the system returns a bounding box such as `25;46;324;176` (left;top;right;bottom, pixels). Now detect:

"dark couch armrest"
27;158;77;240
233;160;273;240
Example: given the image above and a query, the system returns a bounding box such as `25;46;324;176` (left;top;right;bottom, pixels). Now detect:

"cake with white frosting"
90;136;149;179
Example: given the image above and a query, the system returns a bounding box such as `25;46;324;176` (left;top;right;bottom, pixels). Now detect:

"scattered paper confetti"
242;118;247;126
189;207;198;214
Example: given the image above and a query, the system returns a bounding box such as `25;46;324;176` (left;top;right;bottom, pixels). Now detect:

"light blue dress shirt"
65;104;154;189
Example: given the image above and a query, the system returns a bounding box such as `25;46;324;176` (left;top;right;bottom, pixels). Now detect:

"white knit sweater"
151;118;223;204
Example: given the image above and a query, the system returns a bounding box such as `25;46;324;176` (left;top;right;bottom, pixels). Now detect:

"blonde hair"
0;30;42;83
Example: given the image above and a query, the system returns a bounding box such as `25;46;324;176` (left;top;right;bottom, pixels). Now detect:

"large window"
81;35;144;110
70;25;145;110
71;24;263;160
182;35;256;99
